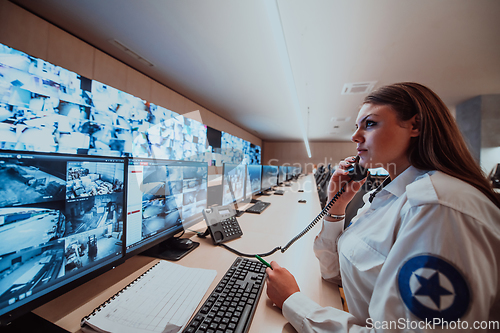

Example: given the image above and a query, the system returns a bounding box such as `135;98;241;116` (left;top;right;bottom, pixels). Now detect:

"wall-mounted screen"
0;42;258;167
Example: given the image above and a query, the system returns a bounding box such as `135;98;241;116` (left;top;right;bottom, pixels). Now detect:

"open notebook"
81;260;217;333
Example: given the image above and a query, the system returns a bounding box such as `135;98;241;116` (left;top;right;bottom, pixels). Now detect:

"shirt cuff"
323;217;345;232
282;292;323;332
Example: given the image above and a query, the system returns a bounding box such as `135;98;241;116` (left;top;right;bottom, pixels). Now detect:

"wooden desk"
33;174;342;332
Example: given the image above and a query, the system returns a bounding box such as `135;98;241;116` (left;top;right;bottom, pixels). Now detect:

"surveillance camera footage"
0;43;261;168
0;152;124;315
126;159;207;253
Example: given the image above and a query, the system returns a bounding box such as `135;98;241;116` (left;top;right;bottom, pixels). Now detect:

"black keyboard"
182;257;267;333
273;190;284;195
245;201;271;214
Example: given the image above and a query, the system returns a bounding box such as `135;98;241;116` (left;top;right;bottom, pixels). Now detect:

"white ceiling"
12;0;500;143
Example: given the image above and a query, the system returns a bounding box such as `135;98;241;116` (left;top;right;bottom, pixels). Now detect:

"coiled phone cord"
217;178;352;258
280;179;351;253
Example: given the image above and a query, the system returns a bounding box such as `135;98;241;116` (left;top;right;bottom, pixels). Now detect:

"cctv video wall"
0;42;260;165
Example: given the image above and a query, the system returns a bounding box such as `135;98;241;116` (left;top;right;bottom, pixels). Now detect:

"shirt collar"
381;166;429;198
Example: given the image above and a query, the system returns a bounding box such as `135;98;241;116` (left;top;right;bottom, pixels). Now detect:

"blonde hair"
364;82;500;208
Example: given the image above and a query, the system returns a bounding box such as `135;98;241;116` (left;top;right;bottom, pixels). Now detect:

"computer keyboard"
273;190;284;195
182;257;267;333
245;201;271;214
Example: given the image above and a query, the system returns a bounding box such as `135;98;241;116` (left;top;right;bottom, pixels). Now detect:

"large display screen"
0;151;125;320
126;158;207;253
0;42;259;165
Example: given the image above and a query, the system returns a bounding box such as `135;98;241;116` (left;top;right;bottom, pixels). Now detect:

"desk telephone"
202;156;368;256
202;206;243;244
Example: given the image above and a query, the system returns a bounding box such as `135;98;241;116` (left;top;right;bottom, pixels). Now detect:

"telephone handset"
202;205;243;245
280;156;368;252
346;156;369;181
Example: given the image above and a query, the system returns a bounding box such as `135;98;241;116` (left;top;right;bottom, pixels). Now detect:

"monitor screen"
126;158;207;254
0;150;125;323
245;165;262;196
286;166;293;181
278;166;286;184
261;165;278;191
221;163;246;206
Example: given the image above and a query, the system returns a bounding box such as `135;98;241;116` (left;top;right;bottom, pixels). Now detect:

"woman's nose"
351;128;363;143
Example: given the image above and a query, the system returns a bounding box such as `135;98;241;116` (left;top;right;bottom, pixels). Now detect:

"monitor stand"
144;237;200;261
2;312;69;333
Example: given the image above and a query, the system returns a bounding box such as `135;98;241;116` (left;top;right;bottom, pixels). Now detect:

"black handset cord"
280;179;351;253
217;178;352;258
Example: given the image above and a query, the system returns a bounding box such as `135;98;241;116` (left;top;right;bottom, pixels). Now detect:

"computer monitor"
285;165;292;181
0;150;126;325
245;165;262;197
125;158;208;256
278;166;286;184
221;163;246;206
261;165;278;191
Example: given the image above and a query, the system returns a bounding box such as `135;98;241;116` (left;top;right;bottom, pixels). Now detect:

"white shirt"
282;166;500;332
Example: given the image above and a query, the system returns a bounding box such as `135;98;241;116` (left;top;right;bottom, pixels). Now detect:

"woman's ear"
409;114;421;137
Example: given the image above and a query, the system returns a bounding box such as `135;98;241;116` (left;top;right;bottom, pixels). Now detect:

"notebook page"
82;260;217;333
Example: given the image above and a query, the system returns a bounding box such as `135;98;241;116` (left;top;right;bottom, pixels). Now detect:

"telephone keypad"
221;217;242;238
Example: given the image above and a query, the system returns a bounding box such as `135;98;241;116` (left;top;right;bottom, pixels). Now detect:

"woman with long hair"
266;82;500;332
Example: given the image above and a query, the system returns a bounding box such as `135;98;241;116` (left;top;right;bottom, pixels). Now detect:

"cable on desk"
218;243;282;258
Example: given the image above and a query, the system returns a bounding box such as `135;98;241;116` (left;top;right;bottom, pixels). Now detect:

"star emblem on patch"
397;254;470;322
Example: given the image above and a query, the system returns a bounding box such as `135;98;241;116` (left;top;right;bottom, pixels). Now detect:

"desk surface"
33;174;342;333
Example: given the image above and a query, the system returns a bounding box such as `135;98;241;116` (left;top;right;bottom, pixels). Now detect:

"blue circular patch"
397;254;470;322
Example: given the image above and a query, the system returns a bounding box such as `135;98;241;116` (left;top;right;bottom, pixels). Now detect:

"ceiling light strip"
264;0;312;158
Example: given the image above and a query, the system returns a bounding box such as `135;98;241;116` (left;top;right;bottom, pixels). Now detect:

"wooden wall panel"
262;141;356;174
184;99;200;113
93;49;127;93
126;67;151;101
0;0;49;60
168;90;187;114
47;25;94;79
150;80;174;108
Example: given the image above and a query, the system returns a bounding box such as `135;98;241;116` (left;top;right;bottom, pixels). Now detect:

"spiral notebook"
81;260;217;333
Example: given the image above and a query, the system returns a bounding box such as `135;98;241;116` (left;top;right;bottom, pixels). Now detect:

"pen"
255;255;273;270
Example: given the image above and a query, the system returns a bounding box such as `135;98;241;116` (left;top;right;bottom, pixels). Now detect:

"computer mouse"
176;238;195;250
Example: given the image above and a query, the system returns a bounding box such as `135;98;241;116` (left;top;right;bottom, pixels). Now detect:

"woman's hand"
327;156;368;215
265;261;300;309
